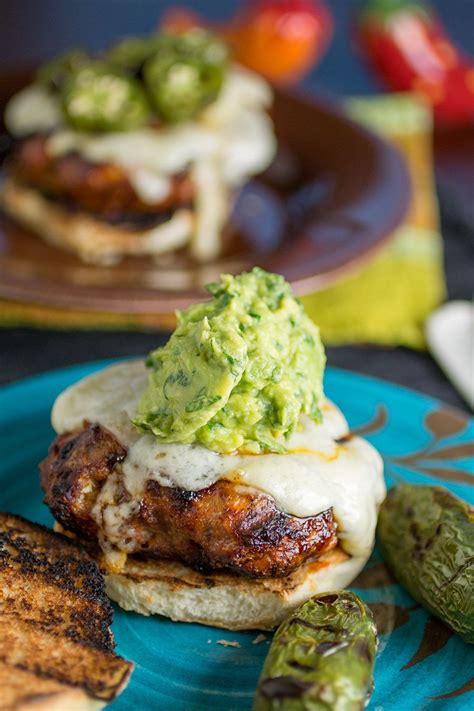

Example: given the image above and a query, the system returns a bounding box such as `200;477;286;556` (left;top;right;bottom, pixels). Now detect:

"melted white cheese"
4;84;64;136
38;66;275;179
191;155;229;261
46;124;217;177
52;361;385;558
127;169;171;204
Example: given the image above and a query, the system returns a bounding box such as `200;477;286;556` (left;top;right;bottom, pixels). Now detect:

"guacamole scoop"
134;268;326;454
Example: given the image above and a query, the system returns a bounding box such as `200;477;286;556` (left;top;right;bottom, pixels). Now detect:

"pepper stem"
359;0;431;24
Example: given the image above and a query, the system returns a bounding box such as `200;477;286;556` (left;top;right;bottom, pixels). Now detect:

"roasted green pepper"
144;55;224;123
254;592;377;710
105;35;166;76
37;49;90;92
378;484;474;643
142;29;227;123
174;27;229;66
61;62;149;132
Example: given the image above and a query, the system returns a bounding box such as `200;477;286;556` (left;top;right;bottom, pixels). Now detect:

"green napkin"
302;94;446;349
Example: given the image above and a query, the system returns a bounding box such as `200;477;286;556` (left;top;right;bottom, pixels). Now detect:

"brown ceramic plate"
0;78;410;319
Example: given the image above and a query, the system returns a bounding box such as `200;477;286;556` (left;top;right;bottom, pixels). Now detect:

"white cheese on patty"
4;84;64;136
52;360;385;558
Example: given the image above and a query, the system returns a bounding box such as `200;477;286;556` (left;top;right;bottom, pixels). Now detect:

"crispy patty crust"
40;424;338;579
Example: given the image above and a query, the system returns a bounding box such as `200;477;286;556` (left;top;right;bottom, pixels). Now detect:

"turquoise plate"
0;361;473;710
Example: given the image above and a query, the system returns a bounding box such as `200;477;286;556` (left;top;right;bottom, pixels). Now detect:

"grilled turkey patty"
10;134;194;219
40;424;338;579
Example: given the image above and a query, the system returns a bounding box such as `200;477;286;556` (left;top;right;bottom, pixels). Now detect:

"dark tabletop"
0;0;473;412
1;203;472;411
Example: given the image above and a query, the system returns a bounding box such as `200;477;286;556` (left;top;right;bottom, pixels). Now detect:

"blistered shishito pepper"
61;63;150;132
378;484;474;643
357;0;474;124
254;592;377;710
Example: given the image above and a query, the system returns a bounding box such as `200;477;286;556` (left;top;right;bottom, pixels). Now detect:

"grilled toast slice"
0;662;104;710
0;512;133;709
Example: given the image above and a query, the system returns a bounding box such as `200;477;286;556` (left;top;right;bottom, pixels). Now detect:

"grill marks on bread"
0;512;133;708
40;423;338;578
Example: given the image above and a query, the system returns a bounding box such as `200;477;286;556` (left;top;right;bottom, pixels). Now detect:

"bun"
1;179;193;265
103;547;368;631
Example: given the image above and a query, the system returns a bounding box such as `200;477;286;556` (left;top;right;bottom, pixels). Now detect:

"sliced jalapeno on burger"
175;27;229;66
37;49;90;92
143;54;225;123
105;35;166;76
61;62;150;132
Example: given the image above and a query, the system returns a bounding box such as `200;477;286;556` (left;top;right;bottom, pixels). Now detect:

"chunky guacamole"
134;268;326;454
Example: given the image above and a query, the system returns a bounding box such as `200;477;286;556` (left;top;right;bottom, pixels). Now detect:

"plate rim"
1;358;472;711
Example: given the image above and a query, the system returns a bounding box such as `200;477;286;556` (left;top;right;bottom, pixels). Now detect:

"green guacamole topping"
134;268;326;454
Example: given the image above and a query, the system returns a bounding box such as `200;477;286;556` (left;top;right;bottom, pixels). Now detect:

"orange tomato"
226;0;333;84
160;1;333;85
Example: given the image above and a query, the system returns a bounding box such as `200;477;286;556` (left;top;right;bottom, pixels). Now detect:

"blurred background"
2;0;473;97
0;0;473;409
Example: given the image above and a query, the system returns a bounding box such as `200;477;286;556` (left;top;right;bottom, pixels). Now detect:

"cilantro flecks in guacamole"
134;268;326;454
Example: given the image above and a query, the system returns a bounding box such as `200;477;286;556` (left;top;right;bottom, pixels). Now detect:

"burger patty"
40;424;338;579
9;134;194;219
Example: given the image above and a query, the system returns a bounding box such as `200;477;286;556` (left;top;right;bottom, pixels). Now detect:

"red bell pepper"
162;1;333;85
357;0;474;124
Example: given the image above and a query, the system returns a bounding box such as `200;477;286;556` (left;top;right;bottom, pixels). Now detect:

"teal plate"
0;361;473;710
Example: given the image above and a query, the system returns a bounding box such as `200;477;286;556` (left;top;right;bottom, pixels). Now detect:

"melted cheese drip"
52;361;385;559
127;169;171;204
191;155;229;261
4;84;64;136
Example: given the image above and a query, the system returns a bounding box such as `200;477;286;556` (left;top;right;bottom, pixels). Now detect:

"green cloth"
302;94;446;349
302;225;444;349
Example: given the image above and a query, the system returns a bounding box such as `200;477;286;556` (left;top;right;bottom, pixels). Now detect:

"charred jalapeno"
143;29;228;123
144;55;224;123
105;35;166;76
37;49;90;92
61;62;150;132
378;484;474;643
254;591;377;710
175;27;229;66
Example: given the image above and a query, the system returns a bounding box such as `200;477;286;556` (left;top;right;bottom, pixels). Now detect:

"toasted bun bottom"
1;179;193;265
103;547;368;631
